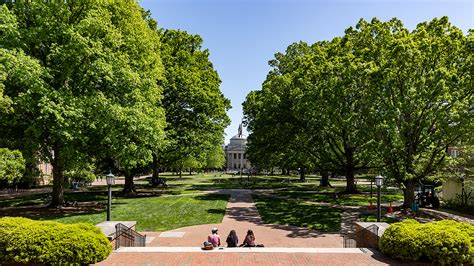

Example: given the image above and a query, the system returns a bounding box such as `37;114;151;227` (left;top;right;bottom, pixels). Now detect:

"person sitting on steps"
207;227;221;247
240;229;256;247
226;230;239;247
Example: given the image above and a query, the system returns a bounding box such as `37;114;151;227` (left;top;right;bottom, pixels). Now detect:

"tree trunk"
299;167;306;182
51;145;65;207
320;171;329;187
189;169;192;175
281;168;286;175
345;170;357;193
123;171;135;193
152;153;159;179
179;169;182;179
151;153;160;186
403;179;416;208
344;147;357;193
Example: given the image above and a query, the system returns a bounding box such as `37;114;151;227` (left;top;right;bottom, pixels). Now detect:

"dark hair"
247;230;254;236
229;230;237;237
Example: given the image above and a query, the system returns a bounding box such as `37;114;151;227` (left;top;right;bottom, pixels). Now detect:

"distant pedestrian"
226;230;238;247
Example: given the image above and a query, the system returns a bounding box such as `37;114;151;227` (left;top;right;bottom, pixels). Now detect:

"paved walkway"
140;189;343;248
97;189;405;265
97;251;405;265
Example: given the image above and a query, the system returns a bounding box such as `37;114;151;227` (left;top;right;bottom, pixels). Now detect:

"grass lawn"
156;172;350;191
4;193;229;231
359;213;400;223
277;191;404;206
253;195;341;232
1;172;405;233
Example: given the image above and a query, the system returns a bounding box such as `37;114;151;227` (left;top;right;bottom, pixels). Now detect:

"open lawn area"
157;172;326;190
253;195;342;232
1;193;229;231
277;191;404;206
1;173;404;232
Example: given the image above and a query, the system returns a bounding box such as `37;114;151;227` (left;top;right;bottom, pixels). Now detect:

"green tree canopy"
244;17;472;202
155;29;230;178
0;1;165;205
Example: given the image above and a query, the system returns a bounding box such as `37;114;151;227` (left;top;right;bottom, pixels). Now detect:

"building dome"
230;134;246;140
229;134;246;147
224;123;251;171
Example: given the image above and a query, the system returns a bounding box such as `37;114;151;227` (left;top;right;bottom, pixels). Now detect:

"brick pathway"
97;189;408;265
141;189;343;248
97;251;405;265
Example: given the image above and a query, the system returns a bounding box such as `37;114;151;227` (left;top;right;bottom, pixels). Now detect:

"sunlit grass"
277;191;404;206
37;194;229;231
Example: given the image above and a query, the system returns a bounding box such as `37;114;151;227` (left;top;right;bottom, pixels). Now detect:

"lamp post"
106;171;115;221
240;138;243;183
375;175;383;222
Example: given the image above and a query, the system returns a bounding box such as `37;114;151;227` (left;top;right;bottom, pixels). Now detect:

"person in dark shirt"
226;230;239;247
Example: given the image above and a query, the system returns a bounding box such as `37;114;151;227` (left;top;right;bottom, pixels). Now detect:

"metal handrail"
343;224;379;248
115;223;146;249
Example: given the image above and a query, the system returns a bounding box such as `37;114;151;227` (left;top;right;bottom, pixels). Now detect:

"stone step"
116;247;376;254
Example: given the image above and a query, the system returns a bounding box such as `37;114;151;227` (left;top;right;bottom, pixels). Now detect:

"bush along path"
0;217;111;264
380;219;474;264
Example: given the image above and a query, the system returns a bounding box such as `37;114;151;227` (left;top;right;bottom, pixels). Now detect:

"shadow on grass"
278;191;403;206
0;193;50;208
206;208;226;215
193;194;230;202
1;203;106;221
253;195;341;232
359;213;400;223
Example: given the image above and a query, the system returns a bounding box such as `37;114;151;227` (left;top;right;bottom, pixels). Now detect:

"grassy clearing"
162;172;313;190
277;191;404;206
253;195;341;232
1;172;404;232
34;194;229;231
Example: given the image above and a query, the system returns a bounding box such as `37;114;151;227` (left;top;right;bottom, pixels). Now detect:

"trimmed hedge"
0;217;111;264
380;219;474;264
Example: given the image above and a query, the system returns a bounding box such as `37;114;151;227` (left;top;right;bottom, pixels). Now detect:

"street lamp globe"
106;172;115;186
375;175;383;187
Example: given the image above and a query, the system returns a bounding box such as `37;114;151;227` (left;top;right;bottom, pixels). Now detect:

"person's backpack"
203;241;214;250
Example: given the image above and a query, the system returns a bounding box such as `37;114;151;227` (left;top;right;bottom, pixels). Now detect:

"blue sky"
139;0;473;143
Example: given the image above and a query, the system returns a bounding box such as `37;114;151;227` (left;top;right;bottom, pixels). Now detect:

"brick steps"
116;246;376;254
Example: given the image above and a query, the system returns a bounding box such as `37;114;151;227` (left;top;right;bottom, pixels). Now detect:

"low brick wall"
353;222;389;249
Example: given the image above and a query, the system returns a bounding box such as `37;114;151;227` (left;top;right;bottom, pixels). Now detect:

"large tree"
0;1;165;205
153;29;230;180
244;40;377;189
359;17;473;207
244;17;472;200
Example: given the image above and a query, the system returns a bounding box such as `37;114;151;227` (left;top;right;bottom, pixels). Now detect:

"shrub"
380;219;474;264
65;168;96;184
0;217;111;264
0;148;25;183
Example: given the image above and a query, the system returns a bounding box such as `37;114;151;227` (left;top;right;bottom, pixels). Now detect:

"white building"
224;124;250;171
